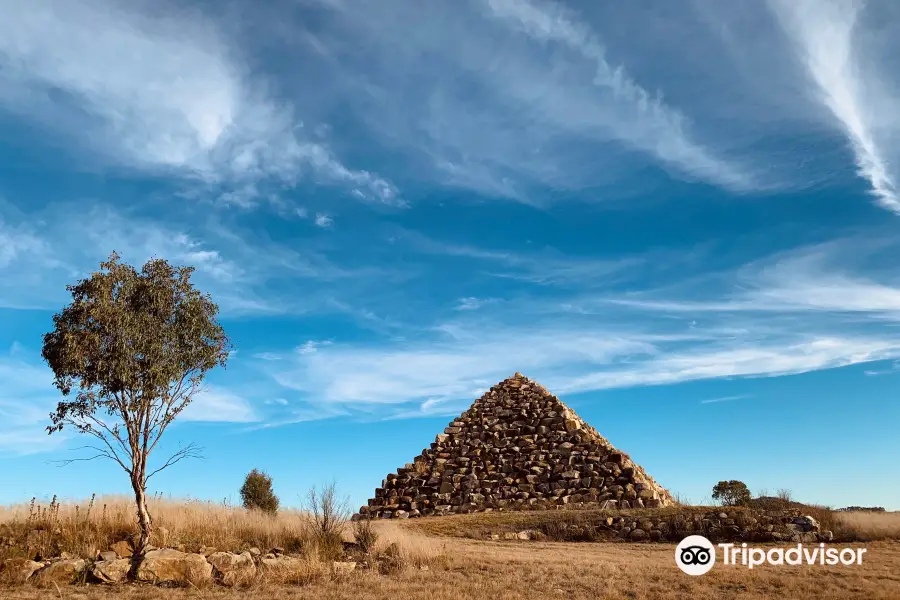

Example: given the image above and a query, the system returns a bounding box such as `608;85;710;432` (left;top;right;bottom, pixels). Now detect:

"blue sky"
1;0;899;512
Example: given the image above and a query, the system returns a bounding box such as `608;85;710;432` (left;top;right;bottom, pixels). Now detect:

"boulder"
91;559;131;584
0;557;45;583
629;528;648;541
208;551;256;587
32;559;86;586
97;550;119;562
793;515;820;532
110;540;133;558
135;549;212;586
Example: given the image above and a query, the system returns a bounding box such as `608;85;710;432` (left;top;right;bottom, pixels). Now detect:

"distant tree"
42;252;230;556
240;469;280;514
712;480;752;507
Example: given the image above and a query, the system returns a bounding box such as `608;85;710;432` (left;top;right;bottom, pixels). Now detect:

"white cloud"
0;0;397;204
291;0;760;201
769;0;900;212
0;201;384;316
246;234;900;414
605;240;900;316
700;394;752;405
0;349;69;455
314;213;334;228
180;387;259;423
259;324;900;411
455;297;495;311
481;0;753;190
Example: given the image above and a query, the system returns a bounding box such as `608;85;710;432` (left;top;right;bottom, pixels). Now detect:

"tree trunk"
132;479;153;556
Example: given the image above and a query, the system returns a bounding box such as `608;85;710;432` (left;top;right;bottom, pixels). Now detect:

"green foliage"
42;252;230;442
712;480;752;507
240;469;280;514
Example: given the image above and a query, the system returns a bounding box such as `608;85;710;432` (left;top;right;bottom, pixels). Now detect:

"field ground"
3;522;900;600
3;498;899;599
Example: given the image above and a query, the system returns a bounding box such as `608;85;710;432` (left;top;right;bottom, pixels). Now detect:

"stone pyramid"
357;373;674;519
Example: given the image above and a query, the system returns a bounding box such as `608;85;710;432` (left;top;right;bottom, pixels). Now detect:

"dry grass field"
2;497;899;600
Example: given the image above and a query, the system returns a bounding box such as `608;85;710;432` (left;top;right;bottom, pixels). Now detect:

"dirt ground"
4;528;899;600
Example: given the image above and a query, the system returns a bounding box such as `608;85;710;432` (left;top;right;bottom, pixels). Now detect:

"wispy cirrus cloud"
243;232;900;417
0;200;392;316
288;0;762;202
700;394;752;405
0;0;398;206
481;0;754;190
769;0;900;212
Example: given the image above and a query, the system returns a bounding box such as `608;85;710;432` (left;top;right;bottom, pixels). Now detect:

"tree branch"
145;443;203;482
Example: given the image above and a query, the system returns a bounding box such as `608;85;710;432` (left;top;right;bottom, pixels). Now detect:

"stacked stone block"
357;373;674;519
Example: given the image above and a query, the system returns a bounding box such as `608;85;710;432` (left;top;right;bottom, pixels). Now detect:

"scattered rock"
91;559;131;584
32;559;86;586
629;528;648;541
0;557;45;583
97;550;118;562
135;549;212;586
793;515;820;532
110;540;133;558
248;547;262;558
208;551;256;587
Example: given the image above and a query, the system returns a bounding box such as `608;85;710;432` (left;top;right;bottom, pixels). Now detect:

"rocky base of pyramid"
356;374;674;520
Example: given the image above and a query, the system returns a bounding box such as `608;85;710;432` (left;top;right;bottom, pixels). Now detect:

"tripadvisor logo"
675;535;867;575
675;535;716;575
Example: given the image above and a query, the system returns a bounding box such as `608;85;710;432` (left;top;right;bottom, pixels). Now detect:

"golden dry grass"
834;511;900;541
0;495;312;559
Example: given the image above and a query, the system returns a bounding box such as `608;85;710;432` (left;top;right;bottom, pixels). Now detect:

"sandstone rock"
110;540;133;558
91;559;131;584
0;557;45;583
32;559;86;586
97;550;118;562
135;549;212;586
208;551;256;587
248;547;262;557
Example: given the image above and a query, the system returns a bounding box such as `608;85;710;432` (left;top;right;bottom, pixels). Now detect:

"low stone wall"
480;508;835;544
0;544;376;587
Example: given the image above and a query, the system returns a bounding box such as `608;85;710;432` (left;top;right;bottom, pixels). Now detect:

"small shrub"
352;517;379;553
240;469;280;514
776;488;793;503
711;480;751;507
304;481;350;560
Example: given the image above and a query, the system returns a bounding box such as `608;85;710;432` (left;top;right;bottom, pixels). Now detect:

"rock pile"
481;508;835;544
357;373;674;519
